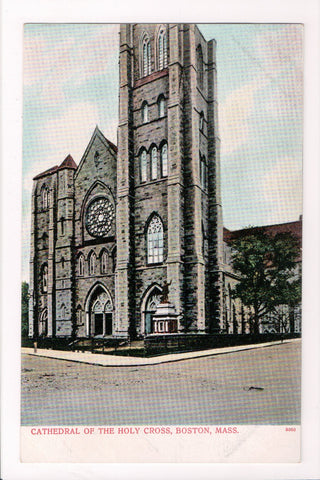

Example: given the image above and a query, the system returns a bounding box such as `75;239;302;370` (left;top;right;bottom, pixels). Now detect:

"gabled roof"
74;125;117;179
58;154;77;170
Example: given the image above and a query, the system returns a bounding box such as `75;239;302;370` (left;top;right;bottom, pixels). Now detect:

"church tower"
116;24;223;337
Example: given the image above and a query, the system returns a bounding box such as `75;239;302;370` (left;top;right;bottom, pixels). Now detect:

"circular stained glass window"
85;197;115;238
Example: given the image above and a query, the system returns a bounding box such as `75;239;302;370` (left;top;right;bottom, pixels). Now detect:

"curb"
21;338;300;368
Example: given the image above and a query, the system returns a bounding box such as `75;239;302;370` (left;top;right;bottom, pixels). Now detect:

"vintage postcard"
19;21;303;463
1;1;320;477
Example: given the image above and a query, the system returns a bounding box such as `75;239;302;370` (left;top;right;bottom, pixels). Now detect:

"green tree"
230;229;301;334
21;281;29;338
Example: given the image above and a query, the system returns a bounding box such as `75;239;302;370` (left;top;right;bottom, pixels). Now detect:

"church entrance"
141;285;162;335
86;284;113;337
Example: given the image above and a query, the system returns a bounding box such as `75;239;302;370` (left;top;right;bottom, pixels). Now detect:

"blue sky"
22;23;303;280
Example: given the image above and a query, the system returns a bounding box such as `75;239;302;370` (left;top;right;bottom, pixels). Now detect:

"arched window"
151;146;158;180
41;185;49;210
41;264;48;293
158;95;165;118
78;254;84;276
101;250;108;274
61;257;65;269
160;142;168;177
140;149;147;182
142;35;151;77
89;252;96;275
142;101;149;124
196;44;204;88
199;111;204;132
158;27;168;70
147;215;164;264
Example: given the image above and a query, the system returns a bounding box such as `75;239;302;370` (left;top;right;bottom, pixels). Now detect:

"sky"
22;23;303;281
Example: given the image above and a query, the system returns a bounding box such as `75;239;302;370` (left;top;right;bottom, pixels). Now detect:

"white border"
1;0;319;478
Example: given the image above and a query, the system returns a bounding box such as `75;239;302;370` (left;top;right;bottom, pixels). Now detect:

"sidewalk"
21;338;300;367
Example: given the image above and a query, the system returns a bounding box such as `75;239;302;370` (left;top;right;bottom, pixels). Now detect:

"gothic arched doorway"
141;285;162;335
85;284;113;337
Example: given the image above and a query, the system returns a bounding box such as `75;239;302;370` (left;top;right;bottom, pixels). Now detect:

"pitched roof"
58;154;77;170
33;155;77;181
33;165;59;180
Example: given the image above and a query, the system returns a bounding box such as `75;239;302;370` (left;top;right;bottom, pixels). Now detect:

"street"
21;340;301;425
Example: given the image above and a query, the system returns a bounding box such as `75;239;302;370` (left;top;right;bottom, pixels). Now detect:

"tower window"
160;143;168;177
158;28;168;70
196;44;204;89
158;95;165;118
147;215;164;264
142;35;151;77
140;149;147;182
151;146;158;180
61;257;65;269
40;185;49;210
142;101;149;124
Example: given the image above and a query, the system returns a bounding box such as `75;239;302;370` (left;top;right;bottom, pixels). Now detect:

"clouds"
41;101;100;163
262;157;302;224
218;24;303;156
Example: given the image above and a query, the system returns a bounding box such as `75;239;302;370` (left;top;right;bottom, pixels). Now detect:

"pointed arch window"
147;215;164;264
78;254;84;276
89;252;96;276
196;44;204;89
151;146;158;180
158;27;168;70
41;264;48;293
142;101;149;124
41;185;49;210
101;250;108;274
140;149;147;182
160;142;168;177
158;95;165;118
142;35;151;77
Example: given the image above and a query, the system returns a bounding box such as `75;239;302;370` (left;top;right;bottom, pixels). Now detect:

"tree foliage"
230;229;301;333
21;281;29;338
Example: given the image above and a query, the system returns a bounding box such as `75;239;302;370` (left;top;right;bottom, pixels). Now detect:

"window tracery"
147;215;164;264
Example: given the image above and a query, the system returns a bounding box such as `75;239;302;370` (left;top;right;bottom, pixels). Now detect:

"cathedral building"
28;24;224;339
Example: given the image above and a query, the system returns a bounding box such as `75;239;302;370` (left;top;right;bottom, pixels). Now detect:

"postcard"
1;1;320;479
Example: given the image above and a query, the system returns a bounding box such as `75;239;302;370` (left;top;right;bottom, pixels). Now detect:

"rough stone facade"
28;23;223;339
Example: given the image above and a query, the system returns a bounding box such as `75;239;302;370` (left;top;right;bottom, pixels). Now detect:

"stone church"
28;23;301;340
29;23;224;339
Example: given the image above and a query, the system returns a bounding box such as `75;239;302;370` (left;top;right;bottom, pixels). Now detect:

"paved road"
21;340;300;425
